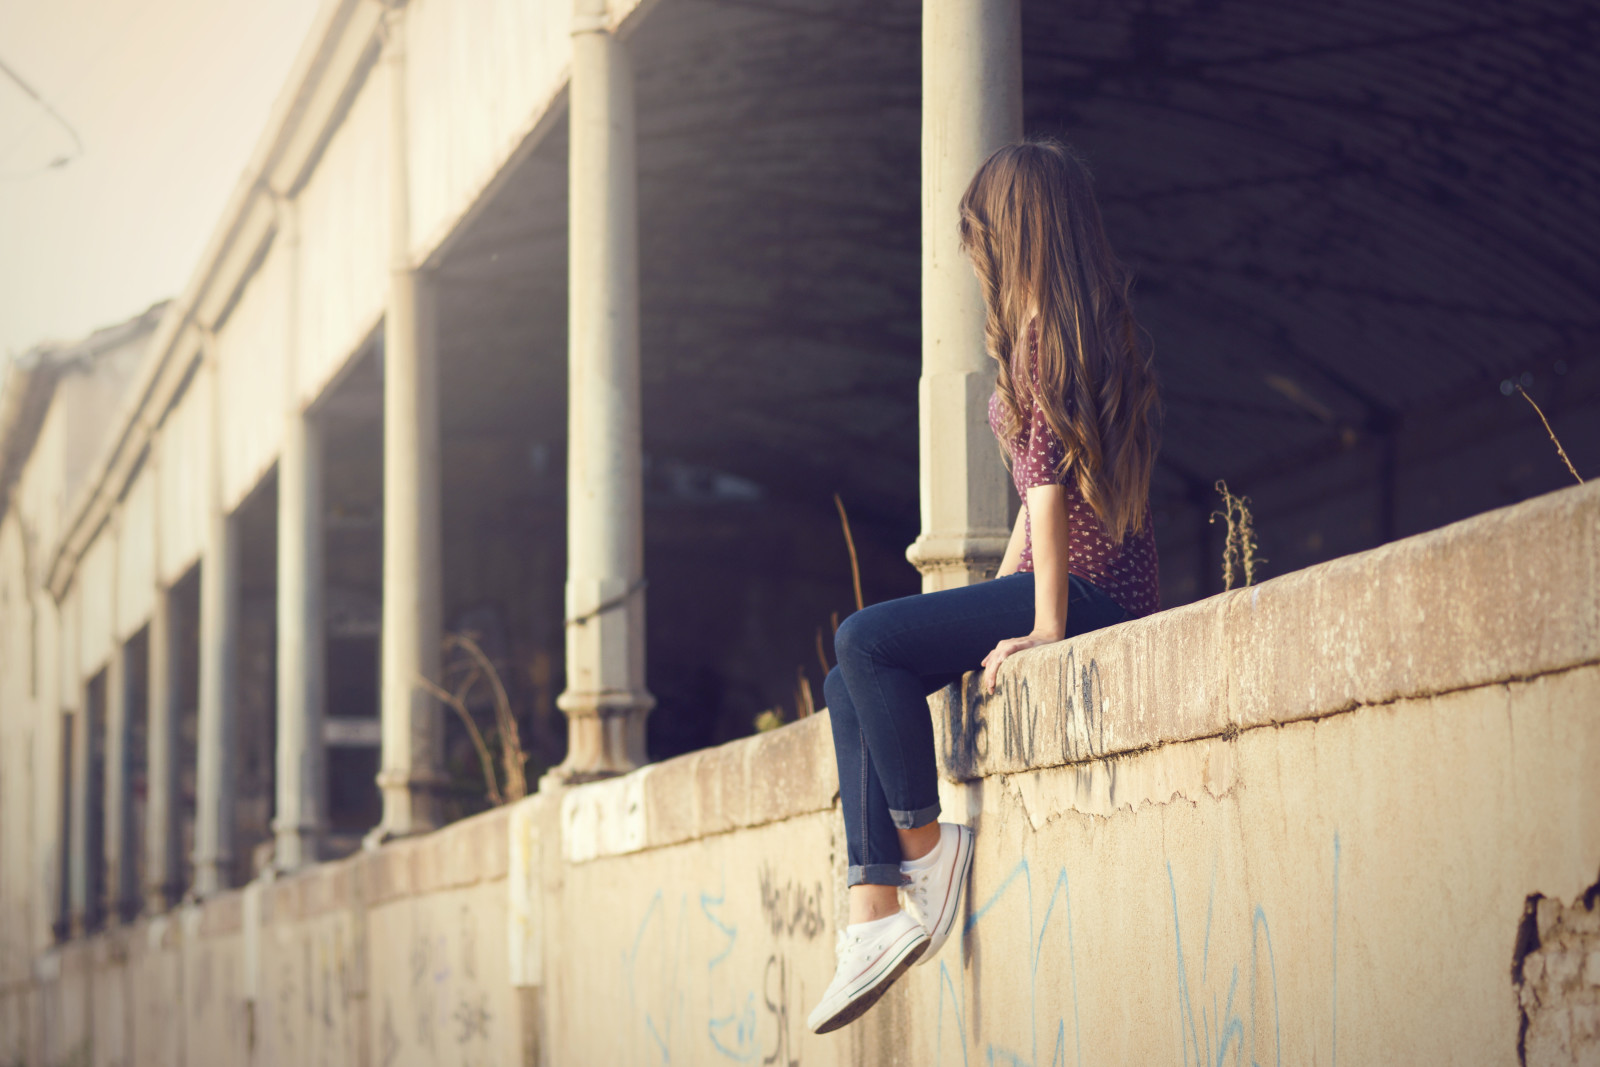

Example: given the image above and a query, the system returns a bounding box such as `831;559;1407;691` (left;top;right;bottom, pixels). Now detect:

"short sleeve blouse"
986;324;1161;618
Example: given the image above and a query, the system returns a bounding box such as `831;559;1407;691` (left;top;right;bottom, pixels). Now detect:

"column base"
192;857;233;900
102;892;142;927
906;532;1011;591
144;882;181;918
271;819;325;871
364;769;448;848
550;689;654;783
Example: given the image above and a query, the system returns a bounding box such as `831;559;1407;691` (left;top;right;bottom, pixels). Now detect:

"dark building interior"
316;0;1598;824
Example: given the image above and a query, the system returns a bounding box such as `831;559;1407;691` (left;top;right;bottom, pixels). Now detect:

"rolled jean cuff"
890;802;940;831
848;863;905;888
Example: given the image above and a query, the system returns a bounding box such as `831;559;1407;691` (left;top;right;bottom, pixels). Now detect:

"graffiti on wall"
373;899;500;1067
941;647;1111;779
262;918;359;1067
757;863;825;943
933;834;1343;1066
623;866;816;1066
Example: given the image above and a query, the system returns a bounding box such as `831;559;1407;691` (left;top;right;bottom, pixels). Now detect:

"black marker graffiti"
757;864;825;942
762;954;801;1067
940;648;1109;775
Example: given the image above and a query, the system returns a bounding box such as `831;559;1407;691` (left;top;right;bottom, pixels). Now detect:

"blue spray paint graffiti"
703;878;760;1061
621;866;807;1065
935;832;1341;1066
624;889;687;1063
936;858;1084;1067
1168;833;1342;1067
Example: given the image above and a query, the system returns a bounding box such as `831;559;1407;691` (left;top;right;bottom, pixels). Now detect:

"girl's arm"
994;504;1028;578
1024;484;1070;639
980;485;1070;692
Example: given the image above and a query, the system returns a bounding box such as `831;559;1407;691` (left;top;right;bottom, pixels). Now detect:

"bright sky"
0;0;324;358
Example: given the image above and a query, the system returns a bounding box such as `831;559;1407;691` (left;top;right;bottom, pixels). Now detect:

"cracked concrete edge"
994;733;1242;833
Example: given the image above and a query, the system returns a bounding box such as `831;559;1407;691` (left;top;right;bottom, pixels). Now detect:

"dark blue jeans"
826;572;1128;886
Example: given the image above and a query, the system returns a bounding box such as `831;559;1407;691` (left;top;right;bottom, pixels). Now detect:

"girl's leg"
833;573;1125;840
832;574;1036;837
827;665;955;921
808;574;1125;1033
823;665;901;900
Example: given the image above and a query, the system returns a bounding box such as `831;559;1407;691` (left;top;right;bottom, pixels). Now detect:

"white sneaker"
806;911;928;1034
900;823;974;965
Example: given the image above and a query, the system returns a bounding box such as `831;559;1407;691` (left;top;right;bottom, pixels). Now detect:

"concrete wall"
1;482;1596;1066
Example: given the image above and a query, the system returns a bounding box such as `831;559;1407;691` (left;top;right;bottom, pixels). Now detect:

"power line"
0;51;84;178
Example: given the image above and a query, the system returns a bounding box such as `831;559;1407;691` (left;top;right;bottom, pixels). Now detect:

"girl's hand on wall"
981;632;1058;694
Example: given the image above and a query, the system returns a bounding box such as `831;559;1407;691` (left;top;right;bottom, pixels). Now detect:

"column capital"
572;0;610;35
905;533;1011;588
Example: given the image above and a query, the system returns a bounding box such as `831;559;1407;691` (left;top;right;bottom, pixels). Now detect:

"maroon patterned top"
987;327;1161;618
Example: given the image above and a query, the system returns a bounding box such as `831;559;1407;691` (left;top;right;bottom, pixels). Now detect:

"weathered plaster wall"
1;482;1596;1067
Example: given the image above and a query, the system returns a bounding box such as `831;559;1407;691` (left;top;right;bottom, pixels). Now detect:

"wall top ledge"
558;481;1596;863
934;478;1598;780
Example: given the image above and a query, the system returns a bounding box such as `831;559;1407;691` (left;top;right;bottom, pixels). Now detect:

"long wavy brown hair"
959;139;1159;544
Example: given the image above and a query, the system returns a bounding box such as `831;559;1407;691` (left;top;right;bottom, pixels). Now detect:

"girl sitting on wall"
808;138;1162;1034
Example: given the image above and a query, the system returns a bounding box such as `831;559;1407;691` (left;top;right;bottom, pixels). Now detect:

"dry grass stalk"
1210;480;1262;590
763;494;863;737
445;632;529;802
416;668;503;806
833;493;865;611
795;668;815;719
417;632;531;806
1516;385;1584;484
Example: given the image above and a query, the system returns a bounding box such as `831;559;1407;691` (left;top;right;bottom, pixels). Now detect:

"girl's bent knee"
832;607;882;667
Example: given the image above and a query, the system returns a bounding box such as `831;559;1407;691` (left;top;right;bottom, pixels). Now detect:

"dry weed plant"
1210;480;1262;590
416;632;529;805
1516;384;1585;484
795;668;816;719
834;492;866;614
760;496;867;732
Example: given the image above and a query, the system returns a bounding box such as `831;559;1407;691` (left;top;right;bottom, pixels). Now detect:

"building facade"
1;0;1597;1061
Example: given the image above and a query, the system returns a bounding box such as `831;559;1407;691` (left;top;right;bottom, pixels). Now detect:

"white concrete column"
273;193;328;869
144;579;181;913
194;332;241;897
34;593;67;944
102;510;137;922
553;0;654;783
102;628;134;922
273;406;328;866
905;0;1022;591
372;5;444;839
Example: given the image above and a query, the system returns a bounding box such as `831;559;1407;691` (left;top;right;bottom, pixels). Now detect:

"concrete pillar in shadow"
905;0;1022;592
371;5;445;840
194;332;241;898
551;0;654;783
